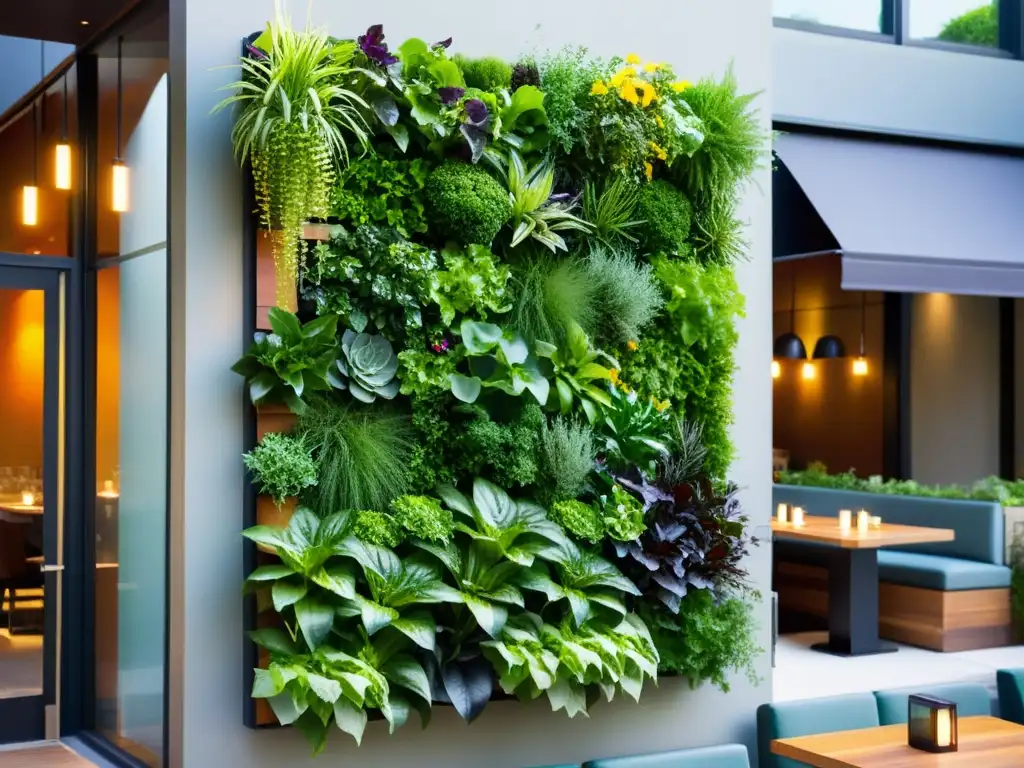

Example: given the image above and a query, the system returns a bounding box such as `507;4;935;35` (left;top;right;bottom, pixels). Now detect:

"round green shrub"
550;500;604;544
634;180;693;255
425;162;511;246
390;495;455;543
352;509;405;548
454;55;513;91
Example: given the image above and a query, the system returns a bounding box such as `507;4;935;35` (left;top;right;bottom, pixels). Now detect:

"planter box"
255;223;343;330
256;403;297;441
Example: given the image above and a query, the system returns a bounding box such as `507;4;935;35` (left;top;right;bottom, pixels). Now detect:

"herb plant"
243;432;318;506
425;162;512;245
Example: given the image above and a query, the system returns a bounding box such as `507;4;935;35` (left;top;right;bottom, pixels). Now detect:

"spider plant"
213;1;371;309
582;177;645;247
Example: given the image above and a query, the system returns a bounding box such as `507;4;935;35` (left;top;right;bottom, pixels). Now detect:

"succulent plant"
330;329;400;403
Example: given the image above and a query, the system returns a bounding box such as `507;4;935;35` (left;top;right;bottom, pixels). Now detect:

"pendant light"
852;291;868;376
21;98;40;227
54;74;72;190
774;263;807;361
813;333;847;360
111;35;129;213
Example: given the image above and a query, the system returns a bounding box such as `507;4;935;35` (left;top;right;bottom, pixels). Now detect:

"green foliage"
390;495;455;543
454;55;513;90
536;48;604;156
396;348;461;398
549;500;605;544
329;154;431;237
425;162;512;246
509;256;600;347
296;398;415;514
449;320;550;407
584;246;664;345
939;4;998;47
634;180;693;256
243;432;318;506
601;484;647;541
231;309;338;414
691;192;747;266
352;510;405;548
306;226;437;342
640;589;760;692
408;391;457;494
332;329;400;403
672;67;762;198
457;405;545;489
536;321;618;422
1011;533;1024;638
582;177;644;247
429;244;512;326
539;417;596;504
596;385;672;473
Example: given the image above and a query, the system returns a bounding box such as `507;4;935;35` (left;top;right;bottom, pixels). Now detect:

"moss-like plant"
424;162;511;246
242;432;317;506
215;3;370;309
549;499;604;544
296;398;414;513
634;180;693;256
352;509;405;548
390;495;454;543
454;55;513;90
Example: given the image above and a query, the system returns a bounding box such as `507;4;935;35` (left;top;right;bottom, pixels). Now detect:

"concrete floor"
775;631;1024;702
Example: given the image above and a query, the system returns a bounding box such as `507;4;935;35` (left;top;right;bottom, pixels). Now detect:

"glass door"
0;266;64;743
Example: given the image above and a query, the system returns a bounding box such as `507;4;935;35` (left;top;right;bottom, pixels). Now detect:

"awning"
773;133;1024;297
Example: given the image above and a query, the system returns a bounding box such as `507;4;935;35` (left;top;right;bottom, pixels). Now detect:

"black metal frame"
774;0;1024;59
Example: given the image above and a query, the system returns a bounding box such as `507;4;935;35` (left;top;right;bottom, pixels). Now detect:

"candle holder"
791;507;805;527
838;509;852;532
776;503;789;524
870;515;882;528
908;695;957;753
857;510;870;533
20;491;34;507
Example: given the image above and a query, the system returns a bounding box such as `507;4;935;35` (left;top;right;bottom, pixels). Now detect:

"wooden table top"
0;504;43;516
771;515;955;549
772;716;1024;767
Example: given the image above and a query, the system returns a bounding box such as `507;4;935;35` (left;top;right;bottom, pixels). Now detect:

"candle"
792;507;805;527
20;491;34;507
838;509;852;532
870;515;882;528
858;510;870;533
935;708;952;748
776;503;789;524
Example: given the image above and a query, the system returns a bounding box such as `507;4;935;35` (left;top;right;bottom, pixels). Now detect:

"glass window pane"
912;1;999;47
774;0;886;32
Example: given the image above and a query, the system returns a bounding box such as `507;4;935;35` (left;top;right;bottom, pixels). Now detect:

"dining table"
771;715;1024;767
771;514;954;657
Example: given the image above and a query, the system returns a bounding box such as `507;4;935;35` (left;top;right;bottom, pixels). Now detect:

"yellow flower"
609;368;621;384
590;80;609;96
649;141;668;161
625;53;641;65
671;80;692;93
627;340;639;351
618;79;640;106
643;62;661;73
610;66;637;88
654;398;670;413
655;114;665;129
644;161;653;181
636;81;658;107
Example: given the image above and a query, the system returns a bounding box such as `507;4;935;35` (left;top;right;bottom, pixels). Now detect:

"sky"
774;0;993;37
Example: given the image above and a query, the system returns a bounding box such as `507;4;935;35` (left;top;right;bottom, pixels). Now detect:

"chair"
582;744;749;768
997;669;1024;725
873;682;992;725
757;693;880;768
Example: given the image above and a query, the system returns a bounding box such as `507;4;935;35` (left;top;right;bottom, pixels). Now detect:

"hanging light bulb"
851;291;868;376
22;97;40;226
54;75;71;190
111;35;129;212
771;360;781;379
802;361;816;380
852;357;869;376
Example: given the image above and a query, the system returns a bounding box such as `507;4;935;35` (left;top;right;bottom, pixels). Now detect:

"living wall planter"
255;224;340;330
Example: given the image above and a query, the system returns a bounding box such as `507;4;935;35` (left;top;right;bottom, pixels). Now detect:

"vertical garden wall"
172;1;773;766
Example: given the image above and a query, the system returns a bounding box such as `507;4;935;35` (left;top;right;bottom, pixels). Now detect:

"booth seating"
582;744;750;768
773;485;1012;651
758;683;992;768
997;668;1024;725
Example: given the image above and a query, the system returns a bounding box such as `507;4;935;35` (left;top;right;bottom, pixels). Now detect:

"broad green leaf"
436;485;474;519
286;506;320;550
589;592;628;617
315;510;354;547
337;672;372;707
473;478;518;530
392;612;438;651
294;708;329;755
382;654;433;704
267;307;302;344
498;334;530;366
440;657;494;723
546;678;587;718
461;319;503;354
385;122;409;152
419;581;464;604
251;667;285;698
241;525;286;550
333;697;368;745
450;373;481;404
516;570;563;602
307;672;342;704
249;627;297;656
310;564;356;599
357;597;399;635
463;595;507;638
246;564;293;582
249;372;276;403
500;85;546;132
383;693;411;733
566;321;589;364
576;362;612;381
565;590;590;627
486;584;525;607
295;595;335;650
268;689;307;725
271;577;307;612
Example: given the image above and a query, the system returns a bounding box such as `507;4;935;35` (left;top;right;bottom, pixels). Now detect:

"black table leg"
811;548;899;657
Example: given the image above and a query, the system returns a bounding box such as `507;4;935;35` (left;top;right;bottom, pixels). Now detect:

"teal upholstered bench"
873;682;993;725
582;744;749;768
997;668;1024;724
757;692;880;768
773;485;1012;651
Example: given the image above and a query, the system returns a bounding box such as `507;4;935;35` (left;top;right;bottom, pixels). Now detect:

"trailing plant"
634;180;693;256
331;329;401;404
448;320;550;407
296;398;414;514
535;321;617;422
243;432;318;506
231;308;338;414
329;154;432;237
429;244;512;327
215;5;370;309
538;417;596;504
390;495;455;543
425;162;512;245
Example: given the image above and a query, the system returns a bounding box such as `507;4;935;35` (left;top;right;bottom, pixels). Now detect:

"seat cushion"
998;668;1024;725
874;683;993;725
877;551;1011;591
757;693;880;768
583;744;748;768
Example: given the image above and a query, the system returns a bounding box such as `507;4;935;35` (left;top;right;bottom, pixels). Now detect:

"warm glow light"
21;185;38;226
771;360;781;379
801;361;815;380
21;491;34;507
935;709;952;748
858;510;870;533
870;515;882;528
853;357;869;376
792;507;805;527
55;143;72;190
776;503;788;524
838;509;852;532
111;161;130;212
